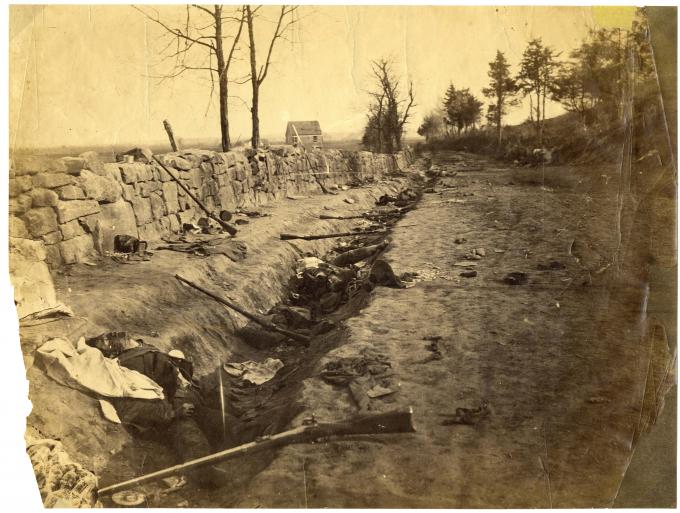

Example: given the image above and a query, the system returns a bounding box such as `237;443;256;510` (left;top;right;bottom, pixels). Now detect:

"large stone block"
12;155;66;176
158;216;171;233
56;200;101;224
9;239;60;318
59;156;87;175
137;222;160;241
86;200;139;253
59;234;95;264
30;188;59;207
223;151;237;168
33;172;75;189
102;163;123;182
59;219;86;241
9;176;32;197
42;231;62;245
235;164;249;182
161;181;180;214
79;151;105;174
44;244;63;268
9;194;32;216
130;197;153;226
168;213;180;233
139;165;155;182
121;184;136;202
161;155;192;171
78;169;122;203
178;209;196;226
9;237;47;261
56;184;86;200
149;192;166;219
200;162;214;175
119;163;146;184
23;207;59;237
187;168;202;188
135;180;161;197
9;216;29;238
156;163;174;182
218;184;237;210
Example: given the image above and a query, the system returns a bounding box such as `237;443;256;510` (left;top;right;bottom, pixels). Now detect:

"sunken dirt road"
232;150;676;508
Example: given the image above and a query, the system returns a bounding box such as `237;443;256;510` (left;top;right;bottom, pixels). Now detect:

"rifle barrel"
98;408;414;497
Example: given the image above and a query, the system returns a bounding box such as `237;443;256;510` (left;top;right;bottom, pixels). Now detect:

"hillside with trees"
417;8;668;166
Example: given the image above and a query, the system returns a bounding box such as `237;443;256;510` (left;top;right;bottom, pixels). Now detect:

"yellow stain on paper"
591;6;637;29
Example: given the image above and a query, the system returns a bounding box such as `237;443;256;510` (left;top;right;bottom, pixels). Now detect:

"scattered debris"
421;335;443;363
587;396;611;404
537;261;566;271
223;358;285;386
112;491;146;507
440;402;490;426
344;198;356;204
453;261;478;268
157;234;247;261
503;272;528;285
366;384;395;398
27;433;99;508
460;270;478;278
320;350;391;387
454;237;467;244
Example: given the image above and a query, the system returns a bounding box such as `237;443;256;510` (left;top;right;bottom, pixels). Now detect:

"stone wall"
9;146;413;269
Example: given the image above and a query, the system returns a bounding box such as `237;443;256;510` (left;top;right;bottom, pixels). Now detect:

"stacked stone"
9;153;130;267
10;146;415;269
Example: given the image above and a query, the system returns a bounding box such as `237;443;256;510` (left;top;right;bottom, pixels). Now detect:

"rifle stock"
98;408;414;497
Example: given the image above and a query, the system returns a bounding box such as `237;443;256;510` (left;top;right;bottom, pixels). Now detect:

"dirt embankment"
20;170;419;505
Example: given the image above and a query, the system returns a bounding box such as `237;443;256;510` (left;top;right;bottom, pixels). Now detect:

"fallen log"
153;156;238;236
97;408;415;497
175;274;310;345
280;229;385;241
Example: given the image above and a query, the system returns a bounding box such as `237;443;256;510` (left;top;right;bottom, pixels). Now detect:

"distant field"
10;136;421;162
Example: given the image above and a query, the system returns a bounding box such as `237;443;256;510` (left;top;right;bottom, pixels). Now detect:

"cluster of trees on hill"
418;10;657;151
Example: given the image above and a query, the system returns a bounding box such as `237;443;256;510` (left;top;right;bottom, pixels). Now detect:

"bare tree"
243;5;299;149
362;59;415;153
133;5;245;151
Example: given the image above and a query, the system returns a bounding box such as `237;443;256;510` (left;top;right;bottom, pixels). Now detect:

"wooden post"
163;119;179;152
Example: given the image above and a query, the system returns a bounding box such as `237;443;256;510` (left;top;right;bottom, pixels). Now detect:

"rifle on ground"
152;155;238;236
280;229;385;241
319;214;366;220
175;274;310;345
97;408;415;497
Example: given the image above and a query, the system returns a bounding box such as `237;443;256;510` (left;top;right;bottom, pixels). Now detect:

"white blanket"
36;337;164;400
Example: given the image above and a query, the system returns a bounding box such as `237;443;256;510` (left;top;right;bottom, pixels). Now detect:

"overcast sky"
9;5;635;150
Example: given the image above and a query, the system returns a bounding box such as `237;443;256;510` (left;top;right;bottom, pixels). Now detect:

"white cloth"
223;358;284;385
36;337;164;400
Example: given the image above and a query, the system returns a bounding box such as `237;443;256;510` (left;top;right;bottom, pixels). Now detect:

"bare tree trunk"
246;6;260;149
215;9;230;152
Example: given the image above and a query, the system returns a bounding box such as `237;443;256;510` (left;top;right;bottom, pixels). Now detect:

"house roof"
287;121;322;135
